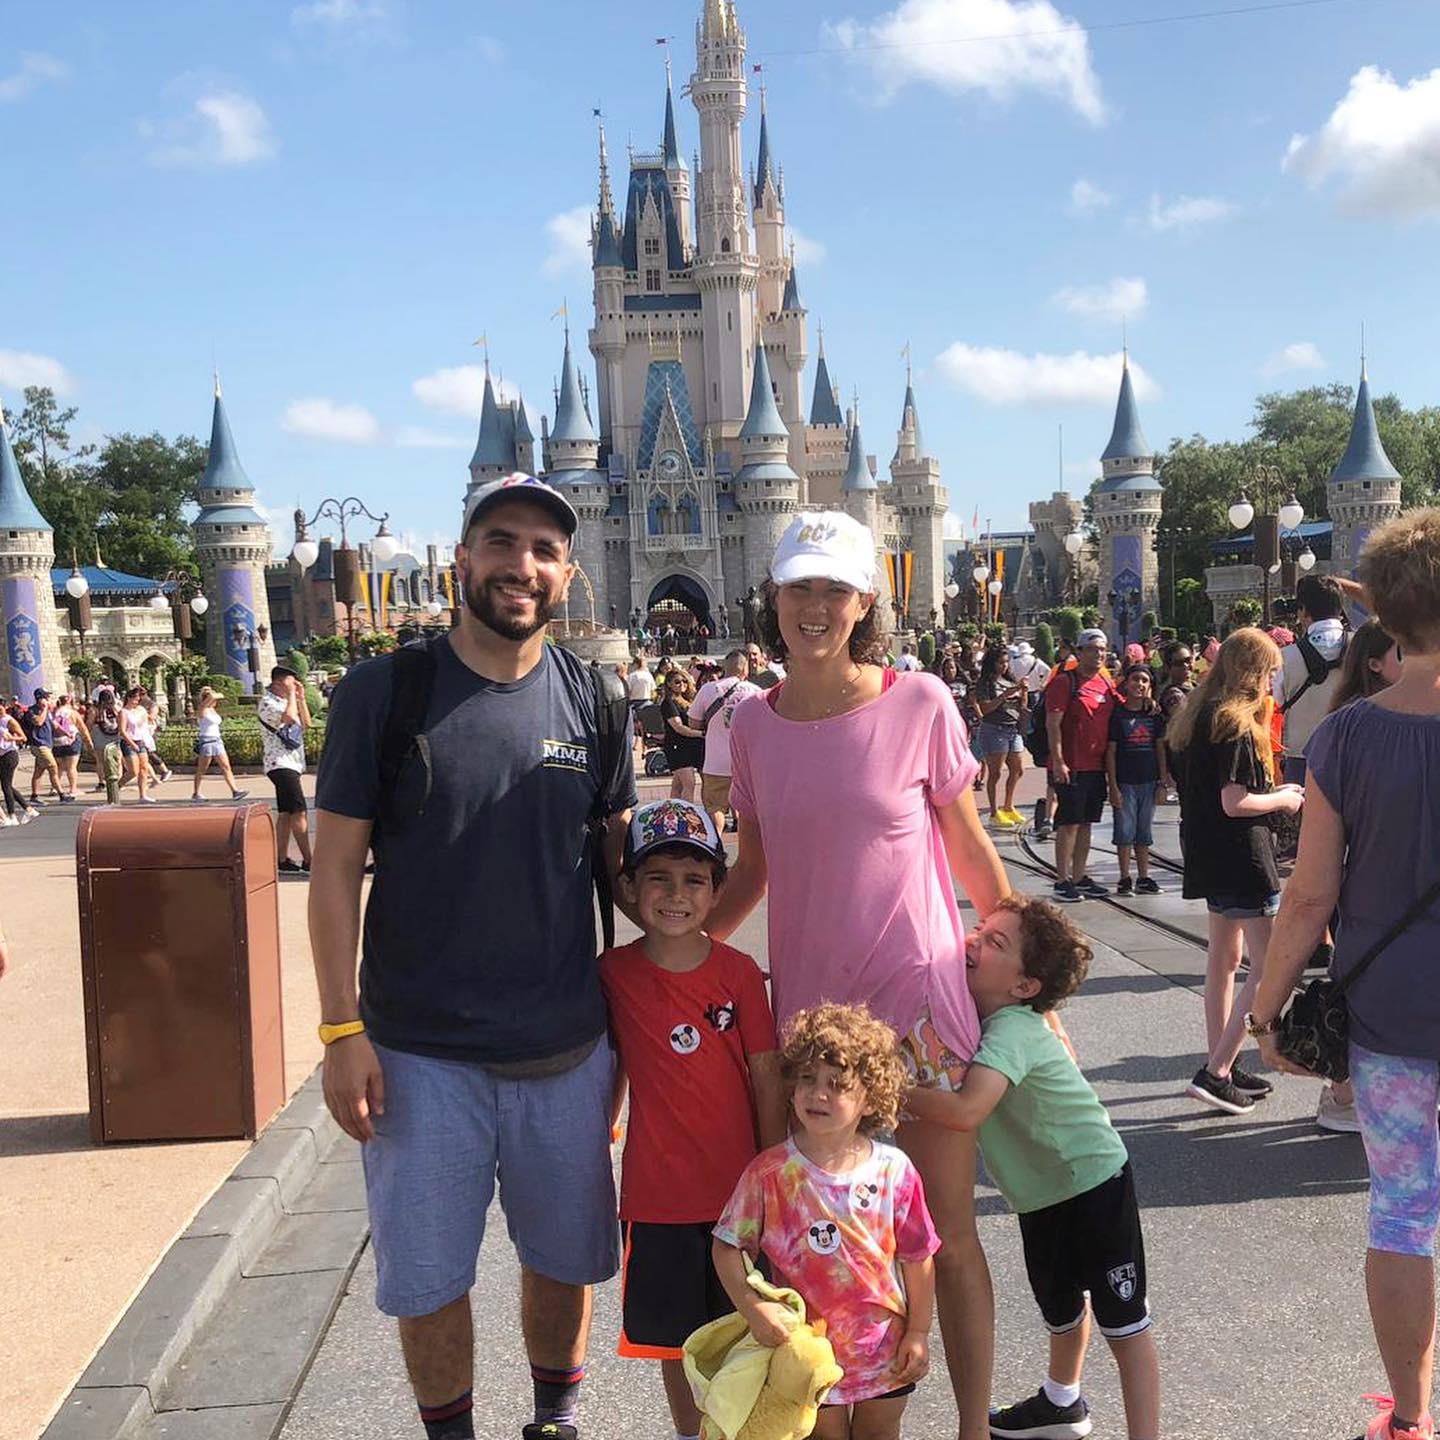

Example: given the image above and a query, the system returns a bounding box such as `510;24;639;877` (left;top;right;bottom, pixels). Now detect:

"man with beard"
311;474;636;1440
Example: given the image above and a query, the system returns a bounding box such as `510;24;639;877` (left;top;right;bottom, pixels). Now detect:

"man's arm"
308;810;385;1142
1046;706;1068;784
295;679;312;728
903;1064;1011;1132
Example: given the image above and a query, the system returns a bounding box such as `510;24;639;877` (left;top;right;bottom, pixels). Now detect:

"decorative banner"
993;550;1006;621
219;567;256;682
358;571;372;617
443;567;456;608
1111;535;1144;641
884;551;914;616
3;576;46;704
380;570;393;629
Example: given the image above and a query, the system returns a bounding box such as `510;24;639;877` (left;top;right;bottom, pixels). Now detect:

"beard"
464;570;559;641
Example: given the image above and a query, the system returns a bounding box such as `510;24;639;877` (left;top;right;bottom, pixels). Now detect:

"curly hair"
993;894;1092;1012
754;581;887;666
1358;507;1440;653
779;1003;907;1135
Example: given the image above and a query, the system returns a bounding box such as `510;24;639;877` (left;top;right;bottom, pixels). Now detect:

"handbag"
259;711;304;751
1276;876;1440;1082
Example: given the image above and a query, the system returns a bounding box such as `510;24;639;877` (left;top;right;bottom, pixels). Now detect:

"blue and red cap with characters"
623;798;725;869
462;472;579;540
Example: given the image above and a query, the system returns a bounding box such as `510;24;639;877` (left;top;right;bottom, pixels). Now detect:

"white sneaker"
21;809;35;824
1316;1086;1362;1134
139;795;159;805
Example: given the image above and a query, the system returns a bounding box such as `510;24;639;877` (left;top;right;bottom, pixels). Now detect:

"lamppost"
1228;465;1304;625
1064;528;1086;605
147;567;209;711
228;621;270;696
987;577;1004;629
971;556;990;625
943;580;960;628
1108;584;1141;649
64;552;92;664
290;498;398;659
1155;525;1193;628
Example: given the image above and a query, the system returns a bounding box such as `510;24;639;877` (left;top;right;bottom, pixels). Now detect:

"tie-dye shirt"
713;1138;940;1405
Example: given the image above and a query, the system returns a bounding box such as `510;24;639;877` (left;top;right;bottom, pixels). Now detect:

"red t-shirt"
600;940;777;1223
1044;670;1117;772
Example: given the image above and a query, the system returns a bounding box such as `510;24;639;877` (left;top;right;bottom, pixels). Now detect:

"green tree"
1046;606;1082;644
283;648;310;680
1228;598;1263;632
91;431;205;576
1032;621;1055;664
917;632;936;669
68;656;104;686
307;634;350;667
1173;577;1211;638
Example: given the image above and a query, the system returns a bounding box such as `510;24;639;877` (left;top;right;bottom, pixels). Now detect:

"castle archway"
646;573;713;635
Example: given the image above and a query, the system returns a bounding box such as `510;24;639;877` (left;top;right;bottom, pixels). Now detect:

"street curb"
39;1068;352;1440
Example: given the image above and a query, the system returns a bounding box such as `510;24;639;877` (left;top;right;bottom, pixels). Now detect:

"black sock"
1390;1418;1420;1436
532;1362;584;1426
419;1390;474;1439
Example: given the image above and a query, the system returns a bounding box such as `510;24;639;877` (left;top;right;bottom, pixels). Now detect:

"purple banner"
218;567;256;682
3;576;47;705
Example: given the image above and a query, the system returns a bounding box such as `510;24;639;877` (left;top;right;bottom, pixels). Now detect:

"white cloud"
394;426;468;450
283;398;382;444
144;89;275;168
472;34;505;65
1052;276;1147;323
542;206;594;276
1284;66;1440;220
1145;192;1237;232
1068;177;1111;215
935;343;1158;406
789;227;827;265
292;0;388;26
824;0;1105;124
0;52;69;103
1261;341;1325;378
0;349;76;395
412;365;521;418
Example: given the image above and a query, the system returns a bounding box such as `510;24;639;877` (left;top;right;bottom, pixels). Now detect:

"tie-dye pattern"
713;1139;940;1405
1351;1042;1440;1256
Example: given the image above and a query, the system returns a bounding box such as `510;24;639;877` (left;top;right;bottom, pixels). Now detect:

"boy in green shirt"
905;895;1160;1440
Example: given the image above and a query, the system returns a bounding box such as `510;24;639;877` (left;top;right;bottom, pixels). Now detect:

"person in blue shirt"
1105;667;1171;895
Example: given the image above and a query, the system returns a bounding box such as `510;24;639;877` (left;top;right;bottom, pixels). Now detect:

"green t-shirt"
973;1005;1128;1215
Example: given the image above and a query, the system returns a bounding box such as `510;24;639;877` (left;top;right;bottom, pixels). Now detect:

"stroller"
636;702;671;777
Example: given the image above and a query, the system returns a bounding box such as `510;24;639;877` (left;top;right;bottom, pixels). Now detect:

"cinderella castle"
463;0;947;636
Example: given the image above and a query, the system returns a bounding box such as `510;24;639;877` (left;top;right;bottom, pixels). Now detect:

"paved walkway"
279;850;1386;1440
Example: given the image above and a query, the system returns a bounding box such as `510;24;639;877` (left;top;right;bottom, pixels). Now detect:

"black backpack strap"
1281;634;1344;715
376;638;442;830
589;665;630;951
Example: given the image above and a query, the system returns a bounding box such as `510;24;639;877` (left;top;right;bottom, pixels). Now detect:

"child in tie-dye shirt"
713;1003;939;1439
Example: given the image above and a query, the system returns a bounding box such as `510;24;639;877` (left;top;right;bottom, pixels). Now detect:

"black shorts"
1017;1163;1150;1338
267;769;307;815
821;1383;916;1410
618;1220;734;1358
1055;770;1106;827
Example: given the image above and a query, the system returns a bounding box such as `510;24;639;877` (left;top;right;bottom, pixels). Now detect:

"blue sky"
3;0;1438;557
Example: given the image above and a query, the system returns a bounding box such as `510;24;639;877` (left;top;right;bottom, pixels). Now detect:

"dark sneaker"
989;1386;1093;1439
1054;880;1083;904
1077;875;1109;897
1115;876;1134;896
1135;875;1161;894
1187;1066;1256;1115
522;1426;578;1440
278;859;304;874
1230;1064;1273;1098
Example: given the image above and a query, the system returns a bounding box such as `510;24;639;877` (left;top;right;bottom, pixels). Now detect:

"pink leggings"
1352;1041;1440;1256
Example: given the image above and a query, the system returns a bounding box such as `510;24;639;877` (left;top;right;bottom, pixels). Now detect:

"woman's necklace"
809;664;865;720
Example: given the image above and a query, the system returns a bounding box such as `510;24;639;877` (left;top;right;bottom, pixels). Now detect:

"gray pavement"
275;855;1386;1440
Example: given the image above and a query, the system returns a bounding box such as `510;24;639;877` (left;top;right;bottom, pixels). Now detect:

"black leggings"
0;750;21;817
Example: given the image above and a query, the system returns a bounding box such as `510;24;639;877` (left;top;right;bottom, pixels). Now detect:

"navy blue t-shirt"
1109;707;1165;786
316;639;637;1065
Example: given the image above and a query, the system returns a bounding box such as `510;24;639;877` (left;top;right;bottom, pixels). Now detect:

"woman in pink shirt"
708;511;1010;1440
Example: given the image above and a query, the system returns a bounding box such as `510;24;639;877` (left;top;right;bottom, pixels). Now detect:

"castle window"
721;238;731;253
645;267;661;292
644;236;660;257
1363;481;1372;490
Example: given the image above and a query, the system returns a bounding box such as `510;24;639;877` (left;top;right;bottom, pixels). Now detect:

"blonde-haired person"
1167;627;1304;1115
191;688;249;803
1250;511;1440;1440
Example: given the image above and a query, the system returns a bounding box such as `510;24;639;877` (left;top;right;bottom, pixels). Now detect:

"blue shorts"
977;723;1024;757
1205;891;1280;919
1112;782;1156;848
363;1037;620;1317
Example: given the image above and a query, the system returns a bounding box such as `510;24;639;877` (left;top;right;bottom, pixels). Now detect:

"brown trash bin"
76;803;285;1144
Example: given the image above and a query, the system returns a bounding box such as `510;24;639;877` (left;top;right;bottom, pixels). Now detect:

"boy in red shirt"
601;798;786;1440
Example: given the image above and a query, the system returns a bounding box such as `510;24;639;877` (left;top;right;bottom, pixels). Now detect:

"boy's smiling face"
625;852;718;940
965;907;1041;1018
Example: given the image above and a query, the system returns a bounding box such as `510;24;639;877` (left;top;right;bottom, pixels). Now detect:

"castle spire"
662;62;683;170
810;330;843;426
199;384;253;494
470;368;517;476
1331;362;1400;485
842;413;877;492
1100;353;1150;466
0;397;49;531
739;336;788;441
899;371;926;461
552;329;598;445
753;92;775;209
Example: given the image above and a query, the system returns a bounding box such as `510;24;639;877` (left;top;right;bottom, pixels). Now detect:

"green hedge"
155;719;327;769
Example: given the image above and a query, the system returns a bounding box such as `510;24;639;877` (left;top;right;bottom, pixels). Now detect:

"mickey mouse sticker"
670;1022;701;1055
807;1220;842;1255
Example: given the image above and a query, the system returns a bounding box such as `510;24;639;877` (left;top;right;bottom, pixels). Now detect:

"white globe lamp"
65;571;89;599
1064;530;1085;557
1228;498;1255;532
943;582;960;601
149;593;170;612
371;525;400;566
1279;496;1305;532
1297;547;1317;572
972;563;989;584
190;594;209;616
988;578;1003;597
425;600;444;617
292;538;321;571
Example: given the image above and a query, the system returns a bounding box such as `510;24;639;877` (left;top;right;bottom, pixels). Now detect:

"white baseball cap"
769;511;877;592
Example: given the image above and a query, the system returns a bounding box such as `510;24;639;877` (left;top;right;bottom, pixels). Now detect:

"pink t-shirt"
727;670;982;1060
714;1138;940;1405
688;677;763;778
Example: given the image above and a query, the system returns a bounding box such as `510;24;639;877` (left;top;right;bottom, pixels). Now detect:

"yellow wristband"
318;1020;366;1046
